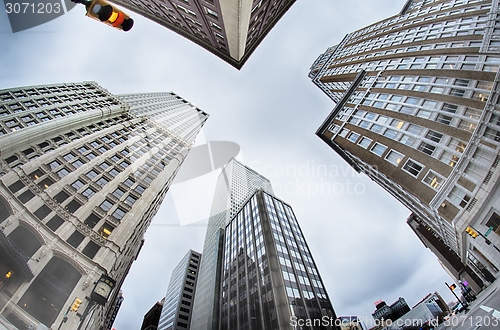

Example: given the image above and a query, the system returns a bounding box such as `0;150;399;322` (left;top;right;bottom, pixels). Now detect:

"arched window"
0;195;11;223
8;226;42;258
17;257;82;327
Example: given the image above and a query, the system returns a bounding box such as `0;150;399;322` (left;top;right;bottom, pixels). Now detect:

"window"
82;241;100;259
124;195;137;206
66;200;81;213
406;97;418;105
383;129;398;139
134;185;146;194
63;153;75;161
56;167;70;178
371;125;383;133
437;114;452;125
205;7;218;18
34;205;52;220
100;200;113;212
338;128;349;138
418;142;436;155
67;230;85;248
448;187;471;208
99;162;110;171
440;152;459;167
455;79;470;87
49;160;61;169
416;110;431;119
407;124;422;135
78;146;89;154
400;106;413;114
485;213;500;236
54;191;69;203
109;168;120;177
403;159;423;177
86;170;98;179
370;143;387;156
385;150;404;166
71;159;84;168
112;208;126;220
46;215;64;231
426;130;443;143
113;188;125;199
85;214;100;228
442;103;458;113
450;89;466;97
98;223;114;238
72;180;85;191
357;137;372;149
96;177;109;186
347;132;360;143
423;171;443;190
124;178;135;187
82;188;96;198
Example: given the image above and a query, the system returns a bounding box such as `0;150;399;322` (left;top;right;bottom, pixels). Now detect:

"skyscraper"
158;250;201;330
310;0;500;289
141;298;164;330
190;158;274;330
107;0;296;69
220;190;338;330
0;82;208;329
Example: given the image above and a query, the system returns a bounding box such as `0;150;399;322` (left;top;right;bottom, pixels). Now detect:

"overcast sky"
0;0;459;328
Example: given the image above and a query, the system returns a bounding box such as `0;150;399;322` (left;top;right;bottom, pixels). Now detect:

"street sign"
485;226;493;237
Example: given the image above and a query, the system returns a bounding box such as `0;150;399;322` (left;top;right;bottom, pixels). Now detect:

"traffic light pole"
468;226;500;254
56;305;72;330
76;301;97;330
445;282;468;310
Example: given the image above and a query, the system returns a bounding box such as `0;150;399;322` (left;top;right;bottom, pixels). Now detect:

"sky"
0;0;460;328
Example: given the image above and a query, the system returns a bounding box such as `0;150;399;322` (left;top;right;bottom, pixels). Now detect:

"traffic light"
465;227;479;238
70;298;83;312
449;283;457;290
85;0;134;31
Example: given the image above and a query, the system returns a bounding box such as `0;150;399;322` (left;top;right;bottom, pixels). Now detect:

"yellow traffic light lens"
108;11;119;23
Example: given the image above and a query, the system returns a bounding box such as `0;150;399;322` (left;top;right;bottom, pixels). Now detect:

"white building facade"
0;82;208;329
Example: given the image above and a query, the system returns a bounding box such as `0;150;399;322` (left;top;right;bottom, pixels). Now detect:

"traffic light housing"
449;283;457;290
85;0;134;31
465;226;479;238
70;298;83;312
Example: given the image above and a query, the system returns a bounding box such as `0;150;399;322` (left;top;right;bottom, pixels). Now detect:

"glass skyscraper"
158;250;201;330
310;0;500;290
190;158;274;330
220;190;338;330
0;82;208;329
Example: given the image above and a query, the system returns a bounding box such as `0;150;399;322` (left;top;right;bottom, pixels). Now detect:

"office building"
310;0;500;289
107;0;295;69
158;250;201;330
142;298;164;330
190;158;274;330
220;189;338;330
415;292;450;315
372;298;410;322
0;82;208;329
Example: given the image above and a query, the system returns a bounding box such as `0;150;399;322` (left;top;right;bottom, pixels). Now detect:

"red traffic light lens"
111;11;125;27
